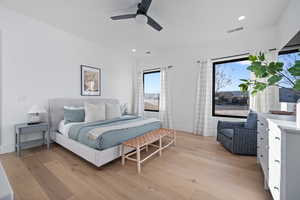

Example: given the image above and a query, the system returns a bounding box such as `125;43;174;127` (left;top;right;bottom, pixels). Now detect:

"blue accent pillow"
64;107;85;124
245;111;257;129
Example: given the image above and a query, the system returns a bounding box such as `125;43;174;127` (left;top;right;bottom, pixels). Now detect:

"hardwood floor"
0;131;272;200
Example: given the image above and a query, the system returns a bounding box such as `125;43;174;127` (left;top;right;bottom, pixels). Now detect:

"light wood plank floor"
0;131;272;200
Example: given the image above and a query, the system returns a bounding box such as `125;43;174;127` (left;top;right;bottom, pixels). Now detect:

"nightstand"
15;122;49;156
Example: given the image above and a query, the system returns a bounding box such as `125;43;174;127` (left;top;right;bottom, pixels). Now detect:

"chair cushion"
219;129;234;139
245;111;257;129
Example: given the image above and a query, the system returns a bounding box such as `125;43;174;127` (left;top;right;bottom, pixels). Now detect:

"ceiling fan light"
135;14;148;24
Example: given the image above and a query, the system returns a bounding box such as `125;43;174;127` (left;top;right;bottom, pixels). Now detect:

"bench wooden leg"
173;130;176;146
146;144;148;152
121;145;125;166
137;146;141;174
159;136;162;156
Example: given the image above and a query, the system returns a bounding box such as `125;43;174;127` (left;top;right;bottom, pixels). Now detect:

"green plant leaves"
288;64;300;76
294;80;300;91
267;62;283;75
249;55;257;62
240;52;299;95
267;75;282;85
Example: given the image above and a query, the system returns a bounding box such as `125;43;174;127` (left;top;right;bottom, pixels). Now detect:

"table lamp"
27;105;47;125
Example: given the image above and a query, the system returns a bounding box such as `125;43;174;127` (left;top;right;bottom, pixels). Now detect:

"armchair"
217;112;257;155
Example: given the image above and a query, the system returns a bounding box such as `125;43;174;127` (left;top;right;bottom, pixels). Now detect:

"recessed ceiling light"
132;49;137;52
146;51;151;55
238;16;246;21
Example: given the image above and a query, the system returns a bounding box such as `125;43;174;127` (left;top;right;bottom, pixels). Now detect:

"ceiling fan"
111;0;163;31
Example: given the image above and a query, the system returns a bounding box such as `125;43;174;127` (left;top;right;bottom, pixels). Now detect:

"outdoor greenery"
239;51;300;95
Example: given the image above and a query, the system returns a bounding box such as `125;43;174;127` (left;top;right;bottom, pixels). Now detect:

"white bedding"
58;120;86;137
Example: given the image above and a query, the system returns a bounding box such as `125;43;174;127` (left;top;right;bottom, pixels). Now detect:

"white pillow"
84;102;106;123
106;103;121;120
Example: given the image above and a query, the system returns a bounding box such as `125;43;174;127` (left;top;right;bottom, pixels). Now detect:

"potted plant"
239;51;300;126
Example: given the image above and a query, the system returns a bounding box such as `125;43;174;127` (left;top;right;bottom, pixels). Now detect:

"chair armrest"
233;127;257;141
217;121;245;130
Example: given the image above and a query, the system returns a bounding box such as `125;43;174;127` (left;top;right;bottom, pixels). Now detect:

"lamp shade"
28;105;47;114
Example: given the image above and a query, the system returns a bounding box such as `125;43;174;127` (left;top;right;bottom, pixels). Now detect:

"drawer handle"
260;155;263;158
275;137;280;140
266;128;270;132
260;138;264;140
275;160;280;163
260;123;264;126
274;186;279;191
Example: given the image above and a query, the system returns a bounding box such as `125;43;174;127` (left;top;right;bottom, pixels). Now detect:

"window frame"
278;48;299;56
143;70;161;112
212;57;249;119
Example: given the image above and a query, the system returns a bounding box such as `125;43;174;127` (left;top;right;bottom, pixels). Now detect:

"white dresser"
257;113;300;200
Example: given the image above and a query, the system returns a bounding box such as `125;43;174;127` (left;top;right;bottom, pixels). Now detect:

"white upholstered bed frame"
48;98;133;167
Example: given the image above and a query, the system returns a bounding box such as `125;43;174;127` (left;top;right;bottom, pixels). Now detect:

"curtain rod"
143;66;174;72
210;48;277;62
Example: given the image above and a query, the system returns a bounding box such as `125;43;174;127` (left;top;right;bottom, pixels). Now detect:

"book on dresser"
257;113;300;200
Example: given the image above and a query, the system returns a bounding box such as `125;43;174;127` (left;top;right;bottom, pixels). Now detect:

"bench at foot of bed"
121;128;176;174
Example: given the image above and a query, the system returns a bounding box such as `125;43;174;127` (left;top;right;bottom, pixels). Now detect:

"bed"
48;98;161;167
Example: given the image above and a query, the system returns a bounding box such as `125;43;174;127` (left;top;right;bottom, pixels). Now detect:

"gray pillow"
64;106;85;124
245;111;257;129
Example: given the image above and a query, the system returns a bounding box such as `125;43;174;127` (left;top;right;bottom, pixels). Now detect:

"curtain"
159;66;173;128
249;50;280;112
133;65;144;117
193;60;214;136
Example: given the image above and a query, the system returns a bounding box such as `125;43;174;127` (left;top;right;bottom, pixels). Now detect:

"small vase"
297;99;300;128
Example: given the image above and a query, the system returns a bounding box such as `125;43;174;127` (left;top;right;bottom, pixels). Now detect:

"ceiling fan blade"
111;14;136;20
139;0;152;13
147;16;163;31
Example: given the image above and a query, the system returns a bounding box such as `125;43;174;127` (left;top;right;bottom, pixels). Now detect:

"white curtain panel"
249;50;280;113
193;60;214;136
133;66;144;117
159;66;173;128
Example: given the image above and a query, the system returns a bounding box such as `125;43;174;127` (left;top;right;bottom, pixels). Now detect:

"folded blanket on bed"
68;115;161;150
88;118;160;140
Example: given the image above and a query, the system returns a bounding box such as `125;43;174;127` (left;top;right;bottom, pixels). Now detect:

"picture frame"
81;65;101;96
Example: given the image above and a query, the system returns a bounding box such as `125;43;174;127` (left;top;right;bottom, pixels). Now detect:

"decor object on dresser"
217;111;257;155
81;65;101;96
15;122;49;156
122;128;176;173
257;113;300;200
0;162;13;200
27;104;47;125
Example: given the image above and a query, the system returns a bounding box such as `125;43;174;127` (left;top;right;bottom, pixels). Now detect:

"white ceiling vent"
227;27;244;33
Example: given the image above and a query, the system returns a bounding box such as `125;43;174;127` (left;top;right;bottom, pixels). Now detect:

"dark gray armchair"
217;111;257;155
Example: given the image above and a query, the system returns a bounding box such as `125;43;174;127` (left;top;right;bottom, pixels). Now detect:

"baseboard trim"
0;144;15;154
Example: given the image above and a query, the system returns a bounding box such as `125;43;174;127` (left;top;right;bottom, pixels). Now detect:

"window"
143;70;161;112
278;49;300;102
213;58;251;118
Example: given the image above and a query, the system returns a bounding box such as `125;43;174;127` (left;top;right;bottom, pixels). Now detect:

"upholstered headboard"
48;98;119;131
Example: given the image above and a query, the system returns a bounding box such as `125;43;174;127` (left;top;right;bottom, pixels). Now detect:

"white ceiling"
0;0;290;52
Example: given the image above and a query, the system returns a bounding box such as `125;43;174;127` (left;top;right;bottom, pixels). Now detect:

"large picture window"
143;70;161;112
213;58;251;118
278;49;300;102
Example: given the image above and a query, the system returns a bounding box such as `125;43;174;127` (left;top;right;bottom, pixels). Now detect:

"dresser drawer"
269;153;281;200
269;134;281;159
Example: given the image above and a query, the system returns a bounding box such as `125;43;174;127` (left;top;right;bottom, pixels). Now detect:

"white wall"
138;26;278;135
277;0;300;48
0;7;133;153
